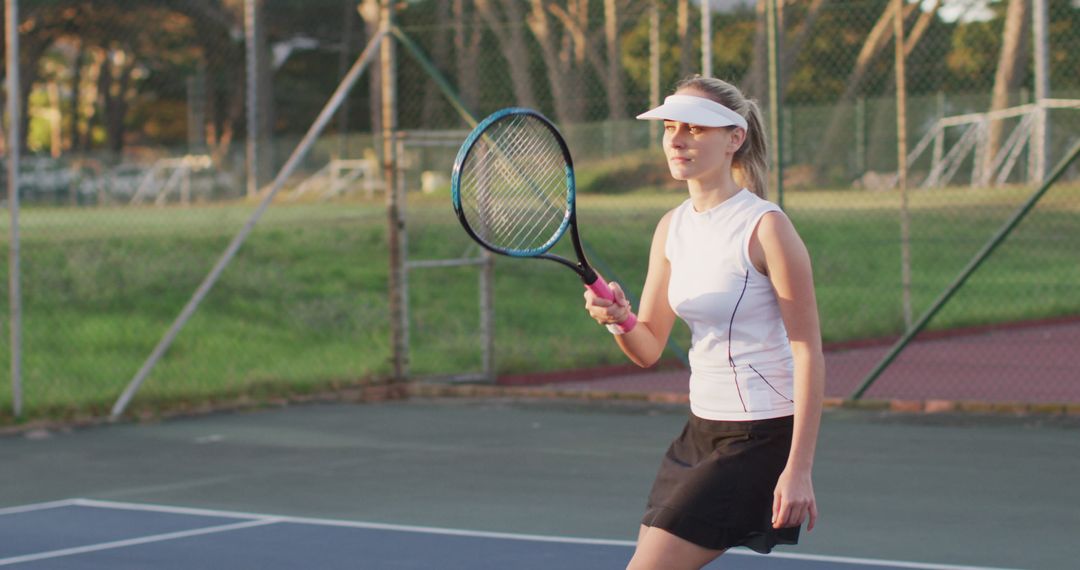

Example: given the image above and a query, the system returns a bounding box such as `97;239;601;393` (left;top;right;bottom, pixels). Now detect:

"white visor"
636;94;748;130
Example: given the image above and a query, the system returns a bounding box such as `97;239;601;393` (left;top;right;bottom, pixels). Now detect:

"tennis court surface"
1;499;1018;570
3;398;1076;569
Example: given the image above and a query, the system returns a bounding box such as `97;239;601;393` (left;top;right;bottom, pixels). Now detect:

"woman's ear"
728;127;747;153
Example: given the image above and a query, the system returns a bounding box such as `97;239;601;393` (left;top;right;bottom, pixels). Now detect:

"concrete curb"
5;380;1076;438
407;383;1080;416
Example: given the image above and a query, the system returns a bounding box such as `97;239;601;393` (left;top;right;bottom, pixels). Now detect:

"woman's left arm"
750;211;825;532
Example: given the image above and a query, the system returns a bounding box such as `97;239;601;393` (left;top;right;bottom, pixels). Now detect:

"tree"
740;0;830;102
474;0;540;109
1;0;79;153
546;0;631;120
983;0;1028;179
677;0;694;78
601;0;627;119
525;0;587;123
2;0;246;160
810;0;920;181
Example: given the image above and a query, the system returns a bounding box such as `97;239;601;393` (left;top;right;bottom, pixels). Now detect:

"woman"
584;76;825;570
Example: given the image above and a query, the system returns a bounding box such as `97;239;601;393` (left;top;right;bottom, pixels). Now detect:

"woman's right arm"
585;211;678;368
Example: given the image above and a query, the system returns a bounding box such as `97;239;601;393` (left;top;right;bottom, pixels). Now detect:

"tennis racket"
451;108;637;333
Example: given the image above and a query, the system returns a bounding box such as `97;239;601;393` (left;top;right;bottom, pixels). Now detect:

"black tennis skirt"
640;413;799;554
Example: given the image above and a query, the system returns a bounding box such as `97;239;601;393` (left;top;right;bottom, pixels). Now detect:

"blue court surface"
1;499;1019;570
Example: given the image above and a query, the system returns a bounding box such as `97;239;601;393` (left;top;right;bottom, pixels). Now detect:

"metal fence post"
245;0;259;199
895;0;913;329
649;1;660;148
395;136;410;380
382;1;405;382
700;0;711;78
480;252;495;383
1030;0;1049;183
6;0;22;418
766;0;783;207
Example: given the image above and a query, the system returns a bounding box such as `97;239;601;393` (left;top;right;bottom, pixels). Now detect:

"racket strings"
460;115;571;253
474;125;565;242
483;142;563;247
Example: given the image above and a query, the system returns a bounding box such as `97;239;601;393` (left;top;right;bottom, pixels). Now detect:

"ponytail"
735;99;768;198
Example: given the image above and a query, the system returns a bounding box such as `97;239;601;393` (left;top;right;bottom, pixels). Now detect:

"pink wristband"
606;312;637;335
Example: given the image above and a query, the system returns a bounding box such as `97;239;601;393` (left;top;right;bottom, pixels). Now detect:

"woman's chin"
668;168;691;181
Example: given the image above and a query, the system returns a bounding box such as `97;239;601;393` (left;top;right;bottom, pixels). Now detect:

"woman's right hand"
583;281;633;328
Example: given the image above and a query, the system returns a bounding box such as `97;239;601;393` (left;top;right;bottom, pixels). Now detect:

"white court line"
0;518;280;567
0;499;81;516
69;498;1024;570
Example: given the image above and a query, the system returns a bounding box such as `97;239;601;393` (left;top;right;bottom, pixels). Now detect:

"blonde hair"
674;76;768;198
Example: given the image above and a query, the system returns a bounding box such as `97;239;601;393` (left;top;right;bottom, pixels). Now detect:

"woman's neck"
686;177;743;212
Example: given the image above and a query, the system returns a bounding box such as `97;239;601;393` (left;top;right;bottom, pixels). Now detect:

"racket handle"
585;280;638;334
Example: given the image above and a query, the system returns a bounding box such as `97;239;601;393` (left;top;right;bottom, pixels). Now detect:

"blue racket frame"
451;108;598;284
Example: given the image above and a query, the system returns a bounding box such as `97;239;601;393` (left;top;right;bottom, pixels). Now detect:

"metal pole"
111;32;387;419
855;96;866;174
244;0;258;198
700;0;711;77
649;0;660;148
479;251;495;382
1030;0;1049;183
6;0;23;418
382;1;405;381
894;0;912;329
395;136;409;380
765;0;783;207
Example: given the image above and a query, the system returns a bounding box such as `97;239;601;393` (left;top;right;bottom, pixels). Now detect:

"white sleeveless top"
665;189;795;421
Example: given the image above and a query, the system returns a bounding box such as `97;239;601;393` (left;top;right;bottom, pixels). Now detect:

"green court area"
1;184;1077;420
3;398;1078;569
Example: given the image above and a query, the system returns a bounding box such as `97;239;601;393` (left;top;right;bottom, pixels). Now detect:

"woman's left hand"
772;466;817;531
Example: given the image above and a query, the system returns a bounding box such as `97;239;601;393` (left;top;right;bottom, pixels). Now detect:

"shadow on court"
2;398;1077;569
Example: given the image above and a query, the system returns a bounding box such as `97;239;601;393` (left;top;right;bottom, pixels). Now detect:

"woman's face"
660;91;744;183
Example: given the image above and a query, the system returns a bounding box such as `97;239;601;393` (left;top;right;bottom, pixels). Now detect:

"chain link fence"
2;0;1078;423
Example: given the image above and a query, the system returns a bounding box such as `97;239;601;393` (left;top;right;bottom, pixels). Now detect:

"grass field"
0;182;1077;422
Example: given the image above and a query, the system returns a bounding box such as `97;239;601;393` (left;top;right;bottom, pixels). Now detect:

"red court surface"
498;319;1080;406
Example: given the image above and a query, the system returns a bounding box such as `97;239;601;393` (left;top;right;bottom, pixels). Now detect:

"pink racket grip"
585;280;638;334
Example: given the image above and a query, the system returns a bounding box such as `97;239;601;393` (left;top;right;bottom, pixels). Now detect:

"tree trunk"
811;0;916;181
526;0;583;124
984;0;1029;176
677;0;693;78
421;0;453;126
361;0;382;136
68;41;84;152
741;0;768;101
17;39;47;153
780;0;829;81
474;0;538;109
89;48;114;155
452;0;482;114
338;0;357;154
254;0;274;182
106;52;137;155
561;0;588;121
603;0;626;119
548;2;622;121
865;0;941;171
207;68;244;165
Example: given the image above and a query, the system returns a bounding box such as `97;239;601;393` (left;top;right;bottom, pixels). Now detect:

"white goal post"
906;99;1080;189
